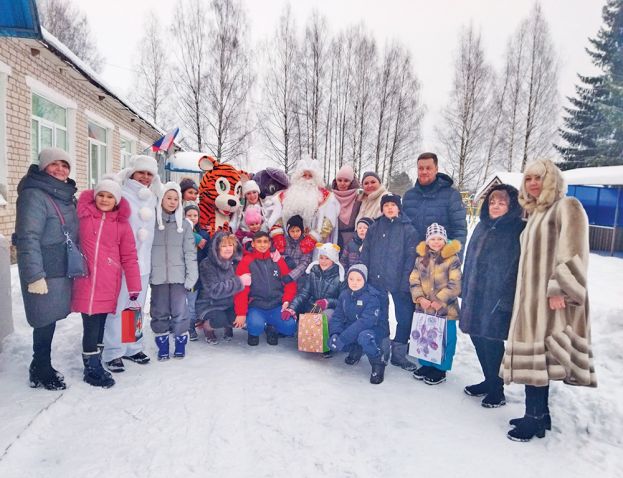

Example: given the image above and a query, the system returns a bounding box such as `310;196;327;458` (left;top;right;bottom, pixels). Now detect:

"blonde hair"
519;159;566;214
219;234;237;248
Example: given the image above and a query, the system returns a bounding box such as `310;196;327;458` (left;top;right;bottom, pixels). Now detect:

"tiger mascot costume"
197;155;247;236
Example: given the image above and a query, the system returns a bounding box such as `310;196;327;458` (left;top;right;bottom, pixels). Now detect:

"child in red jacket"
72;176;141;389
233;231;297;346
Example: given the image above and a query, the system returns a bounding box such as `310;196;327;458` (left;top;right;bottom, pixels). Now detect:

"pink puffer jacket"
72;190;141;315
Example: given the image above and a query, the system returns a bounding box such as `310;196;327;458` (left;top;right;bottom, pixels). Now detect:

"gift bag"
121;303;143;343
297;306;329;353
408;312;447;365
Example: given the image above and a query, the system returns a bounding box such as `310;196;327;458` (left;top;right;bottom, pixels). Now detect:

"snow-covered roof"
39;27;170;139
165;152;207;173
562;165;623;186
474;172;524;201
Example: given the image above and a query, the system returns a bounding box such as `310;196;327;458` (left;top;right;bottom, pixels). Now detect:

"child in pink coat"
72;176;141;388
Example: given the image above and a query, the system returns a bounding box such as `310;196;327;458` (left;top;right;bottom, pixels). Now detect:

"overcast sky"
82;0;605;155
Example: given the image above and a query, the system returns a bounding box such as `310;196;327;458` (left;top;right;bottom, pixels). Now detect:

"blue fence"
567;185;623;227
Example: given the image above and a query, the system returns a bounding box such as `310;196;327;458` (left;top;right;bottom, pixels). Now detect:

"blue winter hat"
380;193;402;211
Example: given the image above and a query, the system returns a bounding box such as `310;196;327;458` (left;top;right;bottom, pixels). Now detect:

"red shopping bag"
121;303;143;343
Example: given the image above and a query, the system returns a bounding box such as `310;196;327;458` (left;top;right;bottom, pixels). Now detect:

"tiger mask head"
198;155;246;235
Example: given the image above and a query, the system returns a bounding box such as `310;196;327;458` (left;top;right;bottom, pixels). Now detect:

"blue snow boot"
174;333;189;358
155;334;170;361
83;352;115;389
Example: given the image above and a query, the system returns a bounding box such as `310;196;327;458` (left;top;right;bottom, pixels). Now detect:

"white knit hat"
38;147;71;172
116;154;163;196
305;243;345;281
94;174;122;204
242;179;260;196
157;182;184;233
426;222;447;243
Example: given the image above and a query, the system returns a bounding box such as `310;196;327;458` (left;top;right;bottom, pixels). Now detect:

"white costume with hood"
102;155;162;363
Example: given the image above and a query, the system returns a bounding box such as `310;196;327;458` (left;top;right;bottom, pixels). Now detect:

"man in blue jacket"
403;152;467;257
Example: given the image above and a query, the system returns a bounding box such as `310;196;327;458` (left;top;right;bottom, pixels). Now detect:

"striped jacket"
501;196;597;388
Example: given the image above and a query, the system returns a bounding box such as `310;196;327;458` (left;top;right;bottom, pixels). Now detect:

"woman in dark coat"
459;184;524;408
15;148;79;390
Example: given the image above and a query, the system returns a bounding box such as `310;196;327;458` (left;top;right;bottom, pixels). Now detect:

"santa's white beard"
283;180;322;228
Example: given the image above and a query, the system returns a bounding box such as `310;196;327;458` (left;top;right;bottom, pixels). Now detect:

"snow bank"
0;255;621;477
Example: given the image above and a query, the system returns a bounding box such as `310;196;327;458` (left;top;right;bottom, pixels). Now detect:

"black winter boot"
266;325;279;346
507;416;547;442
369;357;386;385
344;344;363;365
464;381;488;397
413;366;432;381
423;367;447;385
510;414;552;431
83;353;115;388
482;388;506;408
247;334;260;346
29;360;66;391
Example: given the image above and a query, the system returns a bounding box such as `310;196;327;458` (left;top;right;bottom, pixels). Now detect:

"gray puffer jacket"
15;164;78;327
150;212;198;289
196;232;244;320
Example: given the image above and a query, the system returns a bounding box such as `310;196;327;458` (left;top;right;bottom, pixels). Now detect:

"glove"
282;274;294;285
299;235;317;254
239;273;252;287
28;278;48;295
328;334;344;352
271;233;286;253
270;249;281;263
281;308;296;321
314;299;329;311
128;292;140;301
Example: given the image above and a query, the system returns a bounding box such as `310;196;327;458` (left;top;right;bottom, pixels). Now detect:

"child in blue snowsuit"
328;264;390;384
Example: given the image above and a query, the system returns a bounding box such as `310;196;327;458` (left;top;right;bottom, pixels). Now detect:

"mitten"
128;292;140;301
272;233;286;253
281;308;296;321
328;334;344;352
28;278;48;295
299;235;316;254
314;299;329;310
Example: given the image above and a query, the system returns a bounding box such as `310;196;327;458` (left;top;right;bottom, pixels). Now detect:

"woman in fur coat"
502;159;596;442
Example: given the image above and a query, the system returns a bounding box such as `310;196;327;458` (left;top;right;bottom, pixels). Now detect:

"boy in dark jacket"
360;193;418;372
286;243;345;318
234;231;297;346
196;232;248;344
328;264;390;384
184;202;211;341
340;217;373;271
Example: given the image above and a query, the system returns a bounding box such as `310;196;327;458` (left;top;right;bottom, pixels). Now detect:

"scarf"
356;185;387;223
333;188;360;226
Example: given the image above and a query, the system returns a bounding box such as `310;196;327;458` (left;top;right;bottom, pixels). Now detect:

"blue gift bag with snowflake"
408;312;447;365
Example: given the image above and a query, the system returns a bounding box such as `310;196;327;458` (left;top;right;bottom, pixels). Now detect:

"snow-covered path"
0;254;622;478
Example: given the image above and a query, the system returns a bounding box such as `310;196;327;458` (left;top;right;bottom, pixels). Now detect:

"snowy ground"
0;254;622;478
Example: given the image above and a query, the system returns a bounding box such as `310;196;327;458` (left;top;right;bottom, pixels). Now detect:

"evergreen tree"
556;0;623;168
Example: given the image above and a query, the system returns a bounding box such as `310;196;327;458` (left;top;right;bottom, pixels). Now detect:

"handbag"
122;301;144;343
408;311;447;365
297;305;330;353
46;195;88;279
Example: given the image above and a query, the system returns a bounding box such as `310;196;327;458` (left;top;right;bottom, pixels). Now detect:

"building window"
120;136;135;170
88;121;108;188
31;93;68;163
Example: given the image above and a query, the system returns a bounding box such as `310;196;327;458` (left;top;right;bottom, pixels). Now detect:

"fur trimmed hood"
480;184;522;224
416;239;461;259
209;231;242;270
519;159;566;214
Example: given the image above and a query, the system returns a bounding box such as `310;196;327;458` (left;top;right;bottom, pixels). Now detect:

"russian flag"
151;128;179;152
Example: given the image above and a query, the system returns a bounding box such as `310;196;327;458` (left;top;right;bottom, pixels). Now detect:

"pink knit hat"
336;164;355;182
244;207;262;226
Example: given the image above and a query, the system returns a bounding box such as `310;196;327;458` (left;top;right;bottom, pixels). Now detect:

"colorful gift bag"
297;309;329;353
121;304;143;343
408;312;447;365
